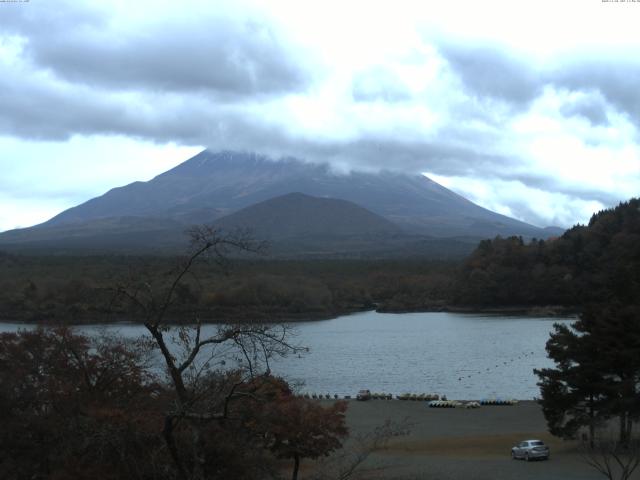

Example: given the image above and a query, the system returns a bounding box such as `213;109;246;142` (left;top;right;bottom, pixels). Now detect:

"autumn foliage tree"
0;329;352;480
0;327;164;480
262;396;348;480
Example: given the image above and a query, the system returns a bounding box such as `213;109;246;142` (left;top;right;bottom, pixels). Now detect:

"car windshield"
530;441;544;446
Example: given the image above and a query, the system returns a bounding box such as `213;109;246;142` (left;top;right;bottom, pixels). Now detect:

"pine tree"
536;303;640;446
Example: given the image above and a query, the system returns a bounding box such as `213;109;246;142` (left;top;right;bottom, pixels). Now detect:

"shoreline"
0;304;578;326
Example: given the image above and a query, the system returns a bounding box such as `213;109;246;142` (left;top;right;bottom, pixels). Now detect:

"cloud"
435;40;640;131
549;56;640;128
425;173;607;229
559;92;609;126
436;42;542;106
0;1;639;230
0;66;126;140
351;66;413;103
0;1;308;98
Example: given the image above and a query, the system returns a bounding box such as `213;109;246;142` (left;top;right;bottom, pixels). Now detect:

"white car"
511;439;550;461
356;389;371;400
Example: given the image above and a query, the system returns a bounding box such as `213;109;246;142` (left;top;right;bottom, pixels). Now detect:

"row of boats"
296;392;520;405
479;398;519;405
395;393;441;401
425;398;520;407
296;392;439;400
429;400;481;408
298;393;342;399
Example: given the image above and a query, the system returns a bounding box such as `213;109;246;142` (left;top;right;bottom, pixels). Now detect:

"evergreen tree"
536;303;640;446
535;318;608;445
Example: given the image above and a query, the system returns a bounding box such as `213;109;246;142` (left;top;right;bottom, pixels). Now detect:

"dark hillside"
454;198;640;308
213;192;402;239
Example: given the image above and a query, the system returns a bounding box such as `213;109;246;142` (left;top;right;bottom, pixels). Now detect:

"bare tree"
310;418;412;480
581;435;640;480
115;226;301;480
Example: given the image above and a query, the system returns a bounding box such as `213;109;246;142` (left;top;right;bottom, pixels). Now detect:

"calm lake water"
0;311;573;400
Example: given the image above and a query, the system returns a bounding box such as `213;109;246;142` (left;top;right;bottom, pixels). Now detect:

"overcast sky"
1;0;639;231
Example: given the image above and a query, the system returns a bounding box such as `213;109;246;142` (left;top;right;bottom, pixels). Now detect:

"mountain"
211;192;482;258
0;150;561;255
213;192;402;239
542;226;566;237
40;150;553;237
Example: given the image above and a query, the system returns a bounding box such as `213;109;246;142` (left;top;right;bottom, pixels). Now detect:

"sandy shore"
307;399;617;480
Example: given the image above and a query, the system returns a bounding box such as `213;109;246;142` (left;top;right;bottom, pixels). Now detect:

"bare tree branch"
311;418;412;480
111;225;296;480
581;436;640;480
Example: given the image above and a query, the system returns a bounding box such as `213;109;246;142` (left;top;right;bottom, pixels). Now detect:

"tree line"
454;198;640;308
0;253;457;324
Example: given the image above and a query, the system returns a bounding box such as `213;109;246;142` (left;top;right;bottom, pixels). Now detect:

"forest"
454;198;640;308
0;254;456;324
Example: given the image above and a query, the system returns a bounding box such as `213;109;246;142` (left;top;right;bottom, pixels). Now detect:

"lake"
0;311;573;400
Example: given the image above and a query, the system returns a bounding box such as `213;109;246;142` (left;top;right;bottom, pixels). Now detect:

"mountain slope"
39;150;553;238
0;216;186;252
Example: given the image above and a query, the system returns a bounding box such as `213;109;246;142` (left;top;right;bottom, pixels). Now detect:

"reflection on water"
0;311;573;399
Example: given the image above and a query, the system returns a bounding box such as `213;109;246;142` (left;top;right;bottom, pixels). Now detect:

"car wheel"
511;451;516;460
525;452;530;462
